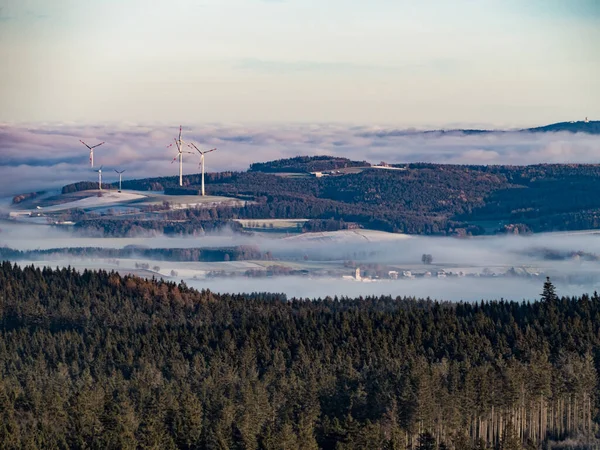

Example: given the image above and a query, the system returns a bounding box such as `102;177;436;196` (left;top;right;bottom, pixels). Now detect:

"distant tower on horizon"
585;117;589;123
355;267;362;281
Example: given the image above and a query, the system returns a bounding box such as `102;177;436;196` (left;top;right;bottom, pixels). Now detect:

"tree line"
0;244;265;263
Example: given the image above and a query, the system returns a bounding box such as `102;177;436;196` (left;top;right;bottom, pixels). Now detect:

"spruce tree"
541;277;557;302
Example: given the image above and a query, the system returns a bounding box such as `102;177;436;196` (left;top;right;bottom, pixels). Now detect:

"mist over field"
1;122;600;196
188;276;594;303
3;219;600;301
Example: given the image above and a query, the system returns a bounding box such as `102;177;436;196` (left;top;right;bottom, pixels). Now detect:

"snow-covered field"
10;190;246;214
39;192;147;212
283;229;413;244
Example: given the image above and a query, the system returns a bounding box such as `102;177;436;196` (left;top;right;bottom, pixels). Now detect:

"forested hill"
58;157;600;236
1;262;599;449
356;121;600;137
249;155;370;173
524;120;600;134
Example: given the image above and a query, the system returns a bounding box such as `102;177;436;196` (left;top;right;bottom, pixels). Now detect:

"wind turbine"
115;169;126;193
188;143;217;196
167;125;192;187
80;140;105;167
95;166;103;190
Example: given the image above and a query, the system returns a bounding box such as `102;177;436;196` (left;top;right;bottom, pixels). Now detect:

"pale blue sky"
0;0;598;126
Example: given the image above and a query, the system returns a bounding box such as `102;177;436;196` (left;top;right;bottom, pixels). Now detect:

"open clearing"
282;229;413;244
10;189;246;215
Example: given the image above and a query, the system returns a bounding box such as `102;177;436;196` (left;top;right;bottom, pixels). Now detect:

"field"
10;189;247;217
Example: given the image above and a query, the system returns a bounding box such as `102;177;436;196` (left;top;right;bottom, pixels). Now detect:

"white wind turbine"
188;143;217;196
80;140;105;167
167;125;192;187
115;169;126;193
95;166;103;190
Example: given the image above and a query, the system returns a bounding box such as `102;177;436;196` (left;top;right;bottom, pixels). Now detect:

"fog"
0;221;263;251
5;221;600;266
188;276;597;303
1;122;599;196
3;220;600;302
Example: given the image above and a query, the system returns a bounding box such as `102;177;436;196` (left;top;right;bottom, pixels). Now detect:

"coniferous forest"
0;263;599;449
57;158;600;237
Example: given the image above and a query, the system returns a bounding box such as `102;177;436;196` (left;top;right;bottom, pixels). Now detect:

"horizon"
1;120;600;197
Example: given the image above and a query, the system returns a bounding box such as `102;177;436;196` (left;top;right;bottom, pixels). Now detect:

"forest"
73;218;243;237
0;262;599;449
0;244;266;263
56;157;600;236
248;156;370;173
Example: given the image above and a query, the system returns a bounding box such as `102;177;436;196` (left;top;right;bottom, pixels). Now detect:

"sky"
0;0;598;126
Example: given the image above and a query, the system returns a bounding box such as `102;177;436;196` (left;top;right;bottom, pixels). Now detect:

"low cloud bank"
1;123;599;196
3;222;600;301
189;276;589;303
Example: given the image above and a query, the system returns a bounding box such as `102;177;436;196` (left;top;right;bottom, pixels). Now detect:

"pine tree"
540;277;558;302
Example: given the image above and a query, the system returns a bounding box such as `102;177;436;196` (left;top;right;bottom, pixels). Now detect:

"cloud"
236;58;462;75
0;122;599;197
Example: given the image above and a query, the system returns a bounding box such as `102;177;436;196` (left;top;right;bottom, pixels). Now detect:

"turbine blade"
80;140;92;150
188;143;200;153
206;148;217;153
91;142;105;149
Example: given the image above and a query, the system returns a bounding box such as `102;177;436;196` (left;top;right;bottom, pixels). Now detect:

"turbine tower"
95;166;103;190
167;125;192;186
115;169;126;193
80;140;105;167
188;143;217;196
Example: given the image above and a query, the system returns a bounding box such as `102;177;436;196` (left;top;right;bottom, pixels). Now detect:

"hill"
358;120;600;138
524;120;600;134
0;262;598;448
53;159;600;236
249;155;370;173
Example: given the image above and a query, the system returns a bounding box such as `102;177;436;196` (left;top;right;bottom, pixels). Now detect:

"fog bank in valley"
188;276;589;303
3;221;600;302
